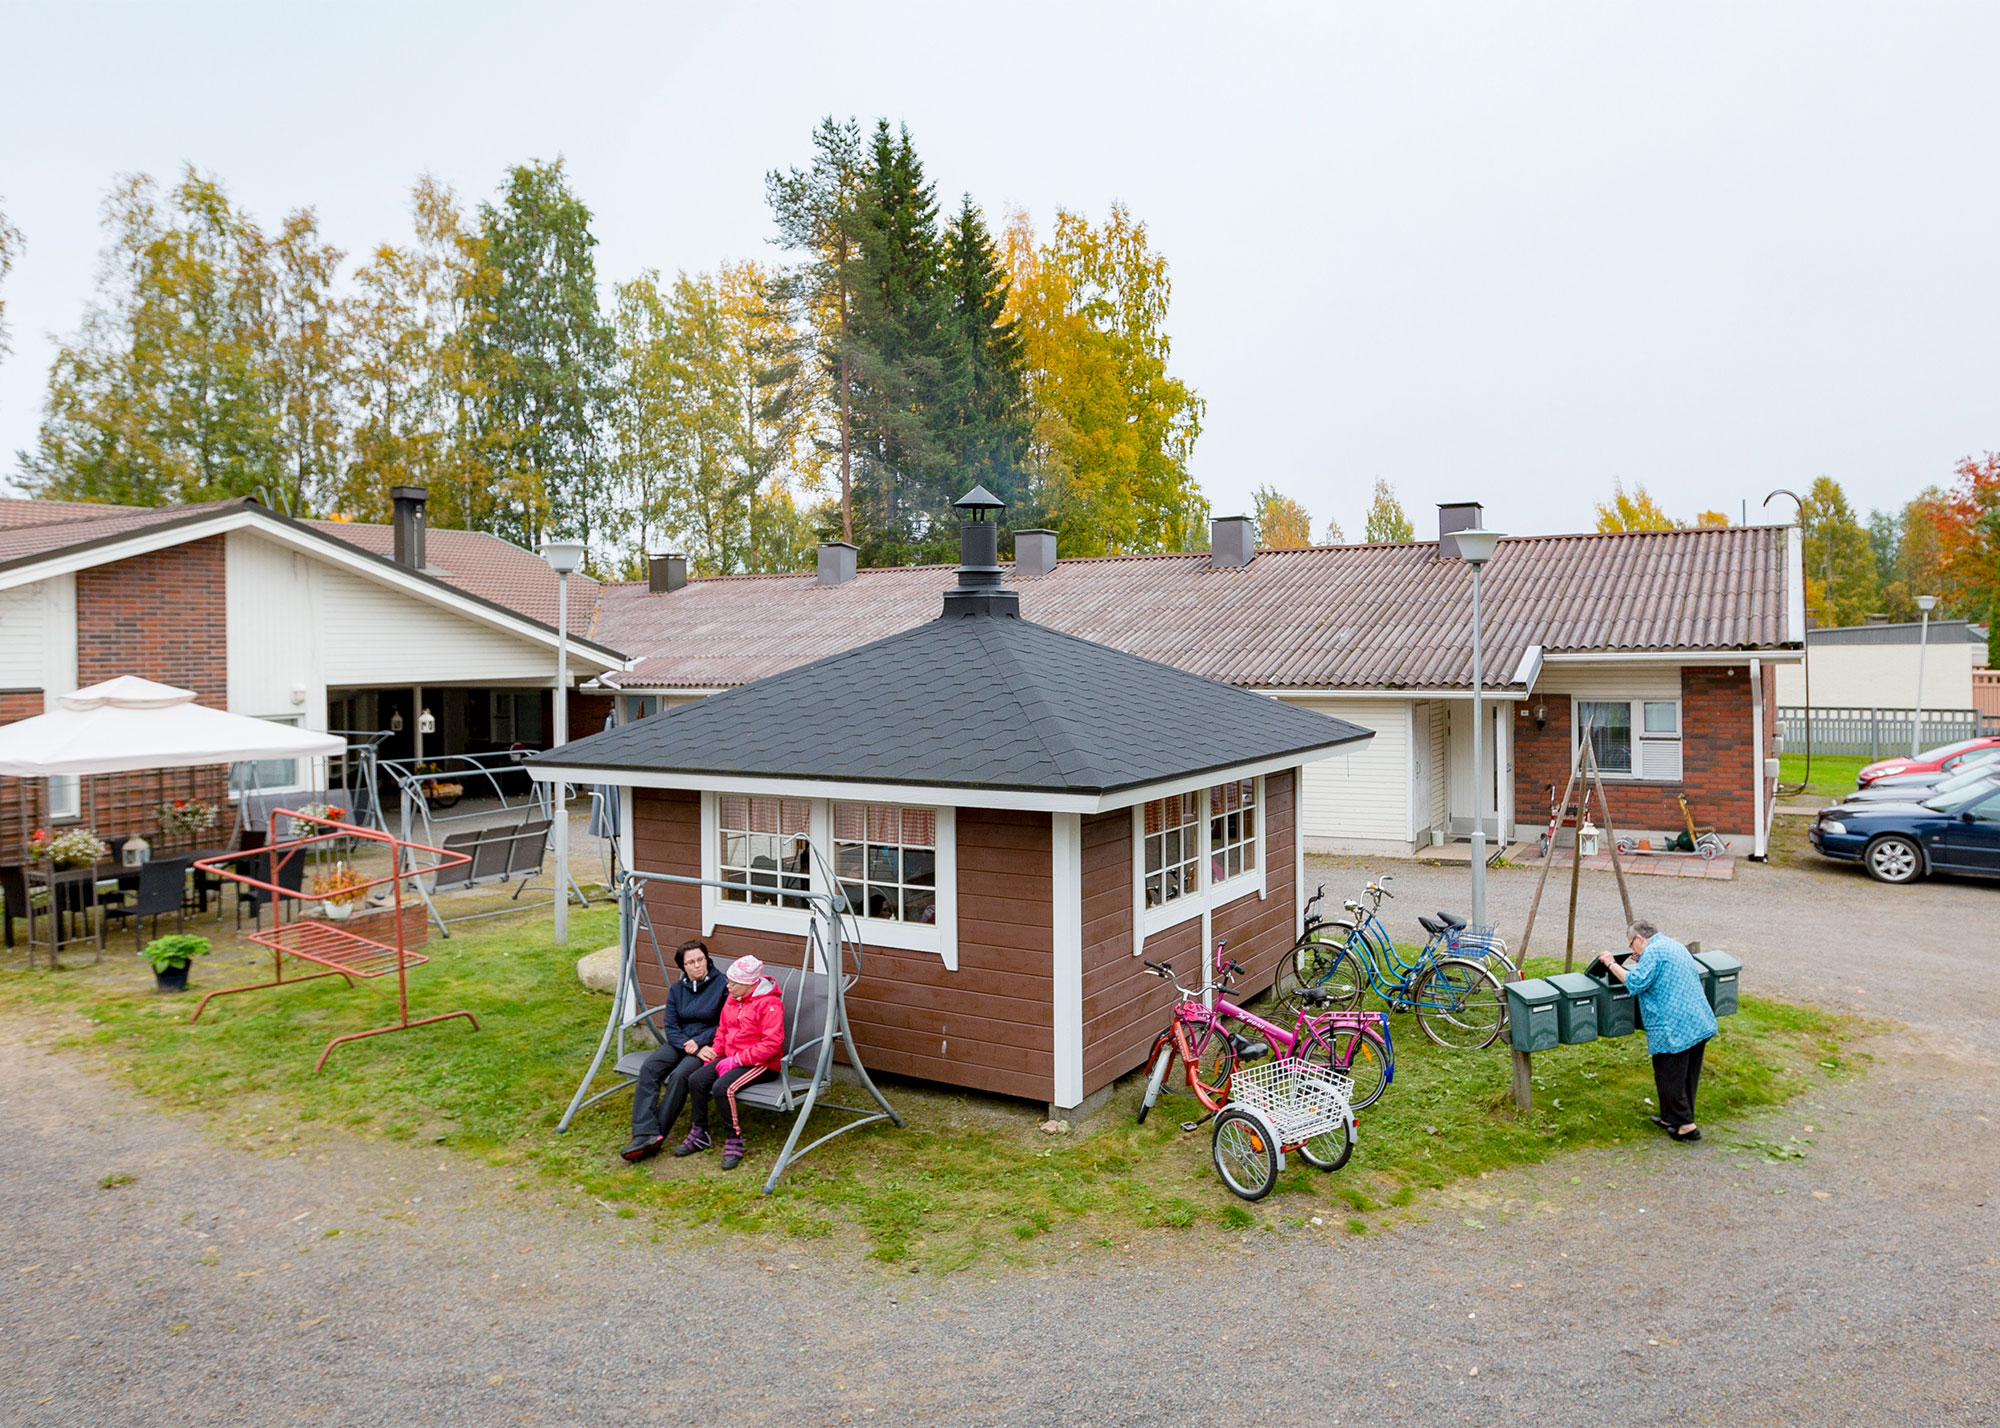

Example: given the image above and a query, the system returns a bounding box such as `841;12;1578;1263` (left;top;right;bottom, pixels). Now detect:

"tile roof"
304;520;603;628
596;524;1795;694
0;497;604;635
535;603;1372;795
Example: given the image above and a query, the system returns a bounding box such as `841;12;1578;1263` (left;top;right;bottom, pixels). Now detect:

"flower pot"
323;900;355;922
154;965;189;993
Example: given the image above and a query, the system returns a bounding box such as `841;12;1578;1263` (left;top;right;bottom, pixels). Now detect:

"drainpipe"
1750;659;1766;861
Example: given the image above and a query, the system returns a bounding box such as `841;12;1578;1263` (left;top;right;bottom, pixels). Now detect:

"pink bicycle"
1137;938;1394;1133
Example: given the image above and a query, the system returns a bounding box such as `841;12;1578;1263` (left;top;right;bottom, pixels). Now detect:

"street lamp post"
1912;594;1937;758
539;539;587;946
1453;526;1506;928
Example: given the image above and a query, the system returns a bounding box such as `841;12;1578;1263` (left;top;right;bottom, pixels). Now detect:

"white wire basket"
1227;1057;1353;1146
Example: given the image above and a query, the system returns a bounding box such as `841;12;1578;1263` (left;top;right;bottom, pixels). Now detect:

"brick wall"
1513;664;1778;840
0;538;233;856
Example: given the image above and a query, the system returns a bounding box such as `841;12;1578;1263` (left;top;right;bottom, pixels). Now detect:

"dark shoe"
1648;1115;1673;1132
720;1135;747;1170
620;1134;666;1163
672;1127;712;1157
1670;1126;1703;1142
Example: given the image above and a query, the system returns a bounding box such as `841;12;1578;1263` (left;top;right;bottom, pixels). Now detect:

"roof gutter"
1541;649;1804;664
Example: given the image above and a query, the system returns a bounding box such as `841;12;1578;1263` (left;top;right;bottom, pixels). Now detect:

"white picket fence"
1777;706;1980;760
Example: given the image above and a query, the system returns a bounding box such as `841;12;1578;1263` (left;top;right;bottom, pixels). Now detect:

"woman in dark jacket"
620;940;729;1161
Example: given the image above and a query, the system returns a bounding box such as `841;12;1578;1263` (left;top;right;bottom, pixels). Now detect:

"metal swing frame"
556;860;904;1195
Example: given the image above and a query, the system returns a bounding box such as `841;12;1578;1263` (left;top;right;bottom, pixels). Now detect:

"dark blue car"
1810;780;2000;884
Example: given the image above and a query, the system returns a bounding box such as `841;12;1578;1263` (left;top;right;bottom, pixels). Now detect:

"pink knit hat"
725;955;765;985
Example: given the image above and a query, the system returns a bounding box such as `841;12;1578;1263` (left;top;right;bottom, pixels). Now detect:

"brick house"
0;490;624;850
588;504;1804;860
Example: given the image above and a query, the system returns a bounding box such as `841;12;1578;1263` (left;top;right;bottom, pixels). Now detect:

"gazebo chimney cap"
953;485;1005;520
60;676;197;711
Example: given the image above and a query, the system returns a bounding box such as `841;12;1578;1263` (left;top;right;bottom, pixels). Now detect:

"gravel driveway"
3;848;1996;1426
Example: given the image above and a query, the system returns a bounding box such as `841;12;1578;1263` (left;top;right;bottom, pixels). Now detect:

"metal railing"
1777;706;1980;760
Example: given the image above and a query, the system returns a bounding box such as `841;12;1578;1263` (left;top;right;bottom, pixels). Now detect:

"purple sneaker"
671;1127;712;1157
720;1135;747;1170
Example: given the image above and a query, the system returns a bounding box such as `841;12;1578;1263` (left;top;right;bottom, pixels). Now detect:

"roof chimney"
648;551;687;594
1014;529;1057;578
942;486;1020;618
1211;515;1255;569
1436;501;1484;560
816;541;857;586
391;486;427;570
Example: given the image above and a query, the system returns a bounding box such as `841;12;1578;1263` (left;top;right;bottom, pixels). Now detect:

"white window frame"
1131;775;1267;955
229;714;310;799
699;792;959;970
1573;698;1683;782
47;775;80;823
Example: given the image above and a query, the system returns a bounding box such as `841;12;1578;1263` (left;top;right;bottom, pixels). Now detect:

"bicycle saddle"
1417;914;1444;937
1228;1034;1270;1060
1302;987;1332;1007
1435;910;1466;930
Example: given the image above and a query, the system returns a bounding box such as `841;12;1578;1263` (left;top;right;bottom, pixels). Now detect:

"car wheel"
1863;835;1923;885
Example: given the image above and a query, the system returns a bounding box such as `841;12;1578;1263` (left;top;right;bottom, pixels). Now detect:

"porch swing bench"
557;868;903;1194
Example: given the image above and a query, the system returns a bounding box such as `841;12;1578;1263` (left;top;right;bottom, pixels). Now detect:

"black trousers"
686;1061;769;1138
1652;1038;1709;1127
631;1044;704;1138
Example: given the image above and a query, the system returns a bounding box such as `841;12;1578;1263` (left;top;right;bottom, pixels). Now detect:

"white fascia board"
0;508;629;674
603;685;734;697
1541;649;1805;665
1785;524;1806;645
1511;644;1545;693
529;742;1363;816
1257;685;1525;700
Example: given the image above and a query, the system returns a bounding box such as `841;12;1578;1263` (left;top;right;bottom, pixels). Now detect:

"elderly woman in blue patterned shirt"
1598;919;1719;1143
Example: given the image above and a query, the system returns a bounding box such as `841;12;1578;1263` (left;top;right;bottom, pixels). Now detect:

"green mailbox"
1505;978;1560;1054
1547;972;1602;1045
1596;979;1638;1038
1693;950;1742;1016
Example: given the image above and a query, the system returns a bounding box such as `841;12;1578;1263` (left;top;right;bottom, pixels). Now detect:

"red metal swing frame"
191;811;477;1071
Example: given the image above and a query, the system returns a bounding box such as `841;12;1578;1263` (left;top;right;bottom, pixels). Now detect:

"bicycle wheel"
1178;1017;1237;1111
1414;957;1506;1050
1289;937;1363;1010
1212;1107;1280;1200
1307;1025;1391;1112
1135;1033;1173;1125
1297;1114;1356;1172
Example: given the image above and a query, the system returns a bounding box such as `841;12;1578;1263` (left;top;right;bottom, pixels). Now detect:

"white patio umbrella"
0;676;345;776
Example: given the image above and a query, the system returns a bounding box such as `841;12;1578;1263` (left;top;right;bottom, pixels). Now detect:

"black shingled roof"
533;606;1371;797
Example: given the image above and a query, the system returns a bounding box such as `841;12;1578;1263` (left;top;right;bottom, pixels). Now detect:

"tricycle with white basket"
1210;1056;1357;1201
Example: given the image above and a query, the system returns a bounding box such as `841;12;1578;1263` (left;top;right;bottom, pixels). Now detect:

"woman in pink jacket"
673;955;786;1169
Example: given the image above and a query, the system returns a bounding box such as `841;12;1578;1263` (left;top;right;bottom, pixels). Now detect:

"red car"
1858;736;2000;787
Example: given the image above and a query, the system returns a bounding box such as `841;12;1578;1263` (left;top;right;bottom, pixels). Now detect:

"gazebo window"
717;795;812;909
1209;778;1257;882
833;804;937;923
1142;791;1202;908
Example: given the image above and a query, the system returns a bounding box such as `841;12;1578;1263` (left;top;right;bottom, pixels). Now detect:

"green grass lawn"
1780;753;1871;798
0;912;1856;1270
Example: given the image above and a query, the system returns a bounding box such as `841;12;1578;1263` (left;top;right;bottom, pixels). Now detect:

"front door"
1934;790;2000;874
1411;703;1434;843
1446;702;1501;840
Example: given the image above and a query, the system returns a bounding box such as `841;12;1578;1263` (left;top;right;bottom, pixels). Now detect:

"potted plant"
141;934;208;993
28;828;111;869
313;865;368;921
156;799;218;848
421;780;464;809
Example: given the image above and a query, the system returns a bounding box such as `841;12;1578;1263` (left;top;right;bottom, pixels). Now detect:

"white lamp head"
1453;528;1505;566
1915;594;1937;613
417;707;437;735
539;540;588;576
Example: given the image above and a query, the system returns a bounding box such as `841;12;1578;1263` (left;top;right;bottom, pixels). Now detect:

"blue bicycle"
1285;874;1508;1050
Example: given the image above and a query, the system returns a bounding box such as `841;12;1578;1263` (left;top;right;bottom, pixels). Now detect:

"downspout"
1750;657;1766;861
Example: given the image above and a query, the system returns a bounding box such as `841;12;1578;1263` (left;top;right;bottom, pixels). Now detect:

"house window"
230;715;305;793
1142;791;1202;908
1576;701;1633;775
1576;698;1684;781
1209;778;1258;883
47;776;79;822
833;804;937;924
717;796;812;909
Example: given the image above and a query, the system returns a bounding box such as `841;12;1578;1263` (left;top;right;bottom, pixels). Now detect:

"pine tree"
766;118;868;545
0;200;22;366
474;159;615;555
936;195;1029;522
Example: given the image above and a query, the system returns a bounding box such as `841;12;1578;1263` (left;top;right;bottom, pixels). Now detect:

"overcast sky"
3;2;1996;541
